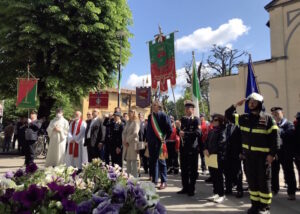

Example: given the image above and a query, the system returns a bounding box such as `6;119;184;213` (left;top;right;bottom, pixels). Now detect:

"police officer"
225;93;279;214
270;107;296;200
177;100;201;196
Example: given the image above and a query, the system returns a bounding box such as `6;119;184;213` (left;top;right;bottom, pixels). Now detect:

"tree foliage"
0;0;132;118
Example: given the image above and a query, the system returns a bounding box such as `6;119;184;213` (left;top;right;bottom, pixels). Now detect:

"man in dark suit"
146;101;173;189
85;109;105;162
24;111;42;165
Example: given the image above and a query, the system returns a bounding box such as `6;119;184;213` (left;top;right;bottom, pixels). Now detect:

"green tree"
0;0;132;118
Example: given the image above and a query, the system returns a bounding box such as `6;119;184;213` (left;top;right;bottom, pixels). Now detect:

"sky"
121;0;272;100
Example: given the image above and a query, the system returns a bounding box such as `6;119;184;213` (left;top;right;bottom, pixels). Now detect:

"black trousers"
210;164;224;196
224;158;243;193
166;141;179;172
294;155;300;187
104;144;113;165
198;142;207;171
23;140;35;165
86;139;100;163
180;149;198;193
111;147;122;167
271;149;296;195
245;153;272;210
139;148;149;173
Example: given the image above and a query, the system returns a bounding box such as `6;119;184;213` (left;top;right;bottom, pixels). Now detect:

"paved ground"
1;154;300;213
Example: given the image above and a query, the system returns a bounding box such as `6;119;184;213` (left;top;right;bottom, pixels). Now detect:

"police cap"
184;100;195;108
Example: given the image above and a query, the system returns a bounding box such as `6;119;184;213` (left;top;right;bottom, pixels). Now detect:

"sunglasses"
213;119;219;122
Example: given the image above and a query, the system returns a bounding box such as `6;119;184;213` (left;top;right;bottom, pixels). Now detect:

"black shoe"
236;191;243;198
174;169;179;175
177;189;188;194
258;209;270;214
205;177;212;183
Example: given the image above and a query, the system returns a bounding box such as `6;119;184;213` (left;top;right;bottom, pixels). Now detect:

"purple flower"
154;202;166;214
4;171;14;179
112;184;126;204
47;181;59;192
25;163;38;174
76;200;93;214
71;170;77;180
135;196;147;208
13;185;47;208
14;169;24;178
0;188;15;203
107;172;117;181
93;200;121;214
62;199;77;212
92;195;109;206
58;185;75;199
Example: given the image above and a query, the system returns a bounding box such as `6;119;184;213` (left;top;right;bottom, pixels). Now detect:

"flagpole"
171;87;178;119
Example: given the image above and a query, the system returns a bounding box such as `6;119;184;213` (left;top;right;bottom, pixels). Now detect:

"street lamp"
116;30;127;108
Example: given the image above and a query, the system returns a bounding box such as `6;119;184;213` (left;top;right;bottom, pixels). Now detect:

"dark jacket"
225;123;242;160
204;126;226;161
277;118;295;152
111;121;124;149
180;116;201;152
146;112;172;155
25;120;42;142
293;119;300;155
103;117;114;146
139;121;146;142
85;118;105;147
225;105;280;157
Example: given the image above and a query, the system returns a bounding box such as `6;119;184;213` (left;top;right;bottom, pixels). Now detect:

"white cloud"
126;73;151;89
176;18;249;53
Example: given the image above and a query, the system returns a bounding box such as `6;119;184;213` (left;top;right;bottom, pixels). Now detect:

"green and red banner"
149;33;176;93
16;78;38;108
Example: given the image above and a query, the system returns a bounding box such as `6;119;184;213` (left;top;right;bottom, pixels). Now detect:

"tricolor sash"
69;119;82;158
151;113;168;160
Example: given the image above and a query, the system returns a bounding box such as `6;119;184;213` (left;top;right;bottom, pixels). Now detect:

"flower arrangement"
0;159;166;214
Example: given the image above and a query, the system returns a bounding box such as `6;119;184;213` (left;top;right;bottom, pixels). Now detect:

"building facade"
209;0;300;120
82;88;151;120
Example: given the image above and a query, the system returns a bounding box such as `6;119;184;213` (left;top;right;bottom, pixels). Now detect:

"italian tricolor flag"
191;54;201;117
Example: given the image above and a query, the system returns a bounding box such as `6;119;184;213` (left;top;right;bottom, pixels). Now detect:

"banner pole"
171;87;178;119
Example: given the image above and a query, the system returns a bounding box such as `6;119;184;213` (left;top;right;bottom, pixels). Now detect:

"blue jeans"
150;156;167;183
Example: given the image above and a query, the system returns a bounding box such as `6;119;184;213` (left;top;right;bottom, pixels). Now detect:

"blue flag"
245;56;259;113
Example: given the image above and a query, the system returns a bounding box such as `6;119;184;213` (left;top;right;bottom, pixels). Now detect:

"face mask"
56;113;63;118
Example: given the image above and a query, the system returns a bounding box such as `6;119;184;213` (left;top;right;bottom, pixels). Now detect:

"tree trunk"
38;94;55;120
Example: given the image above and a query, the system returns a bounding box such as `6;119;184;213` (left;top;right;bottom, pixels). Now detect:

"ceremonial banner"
136;87;151;108
88;92;109;108
191;53;201;117
149;33;176;93
16;78;38;108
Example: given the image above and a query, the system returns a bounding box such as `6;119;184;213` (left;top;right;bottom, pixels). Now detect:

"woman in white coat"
122;109;140;177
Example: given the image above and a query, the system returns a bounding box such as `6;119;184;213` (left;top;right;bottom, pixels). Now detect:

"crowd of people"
1;92;300;214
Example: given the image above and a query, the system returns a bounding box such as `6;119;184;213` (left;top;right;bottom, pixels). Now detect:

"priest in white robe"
65;111;88;170
45;108;69;167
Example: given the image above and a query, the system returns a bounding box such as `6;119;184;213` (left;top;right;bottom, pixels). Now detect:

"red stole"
69;119;82;158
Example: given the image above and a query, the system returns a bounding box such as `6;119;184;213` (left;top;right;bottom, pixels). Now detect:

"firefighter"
225;93;279;214
177;100;201;196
